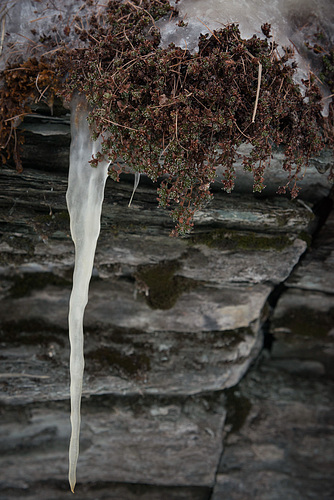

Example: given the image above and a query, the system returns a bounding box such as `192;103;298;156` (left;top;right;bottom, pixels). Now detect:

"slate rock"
212;363;334;500
0;393;225;490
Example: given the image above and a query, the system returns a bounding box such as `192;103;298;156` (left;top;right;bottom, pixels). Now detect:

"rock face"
0;115;333;499
213;207;334;500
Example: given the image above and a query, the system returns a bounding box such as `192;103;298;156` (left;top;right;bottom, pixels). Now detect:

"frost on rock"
160;0;334;110
66;95;108;492
1;0;96;69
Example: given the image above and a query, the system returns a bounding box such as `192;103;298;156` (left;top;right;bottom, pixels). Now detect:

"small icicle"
128;172;140;207
66;95;109;493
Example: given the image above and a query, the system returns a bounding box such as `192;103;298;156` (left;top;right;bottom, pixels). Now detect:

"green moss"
59;2;325;235
224;387;252;434
0;319;66;346
86;346;150;377
275;306;334;339
102;221;148;236
276;214;289;227
1;235;34;255
106;326;145;344
136;260;198;310
9;272;71;298
35;210;70;234
298;230;312;247
190;228;291;251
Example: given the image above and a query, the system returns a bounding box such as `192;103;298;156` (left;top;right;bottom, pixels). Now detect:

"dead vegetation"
0;0;332;234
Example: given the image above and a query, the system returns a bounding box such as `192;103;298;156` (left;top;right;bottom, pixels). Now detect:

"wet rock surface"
0;117;333;498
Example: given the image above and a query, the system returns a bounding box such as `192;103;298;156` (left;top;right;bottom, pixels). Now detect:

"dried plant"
0;0;330;234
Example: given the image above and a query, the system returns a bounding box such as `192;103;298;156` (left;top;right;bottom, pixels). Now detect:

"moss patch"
274;306;334;339
86;346;151;378
190;228;292;251
298;230;312;247
8;272;71;298
135;260;198;310
34;211;70;237
224;387;252;434
0;319;66;346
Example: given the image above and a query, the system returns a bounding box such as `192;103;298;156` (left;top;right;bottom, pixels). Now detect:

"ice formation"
162;0;334;54
128;173;141;207
159;0;334;109
66;95;109;492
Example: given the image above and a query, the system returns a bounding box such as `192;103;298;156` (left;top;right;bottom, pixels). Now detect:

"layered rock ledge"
0;115;333;499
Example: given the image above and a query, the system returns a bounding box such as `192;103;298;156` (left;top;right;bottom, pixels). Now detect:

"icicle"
66;95;109;493
128;172;140;207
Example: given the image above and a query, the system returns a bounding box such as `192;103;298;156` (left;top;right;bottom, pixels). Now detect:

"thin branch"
0;2;16;57
196;18;221;44
123;25;135;51
17;32;38;45
234;120;252;141
37;84;50;102
252;62;262;123
321;93;334;101
110;52;155;81
125;0;156;26
0;13;6;57
35;73;42;94
101;116;139;132
29;16;49;23
4;112;30;122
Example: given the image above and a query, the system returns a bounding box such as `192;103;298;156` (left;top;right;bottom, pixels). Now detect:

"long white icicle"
66;95;108;493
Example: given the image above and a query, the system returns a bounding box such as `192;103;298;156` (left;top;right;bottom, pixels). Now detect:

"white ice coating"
1;0;98;69
161;0;334;54
159;0;334;111
66;95;108;492
3;0;334;73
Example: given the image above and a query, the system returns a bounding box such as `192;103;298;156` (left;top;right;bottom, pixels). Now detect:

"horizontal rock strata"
0;114;333;497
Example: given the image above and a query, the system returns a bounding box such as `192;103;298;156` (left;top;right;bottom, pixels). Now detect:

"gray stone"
0;483;211;500
212;203;334;500
0;282;264;401
216;143;333;203
212;364;334;500
1;110;333;499
287;211;334;294
270;288;334;377
0;393;225;490
0;162;312;403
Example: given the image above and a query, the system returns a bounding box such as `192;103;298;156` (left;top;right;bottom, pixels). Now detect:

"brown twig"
0;12;6;57
252;62;262;123
101;116;140;132
196;18;221;44
125;0;156;26
4;112;30;122
37;84;50;102
234;120;252;141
